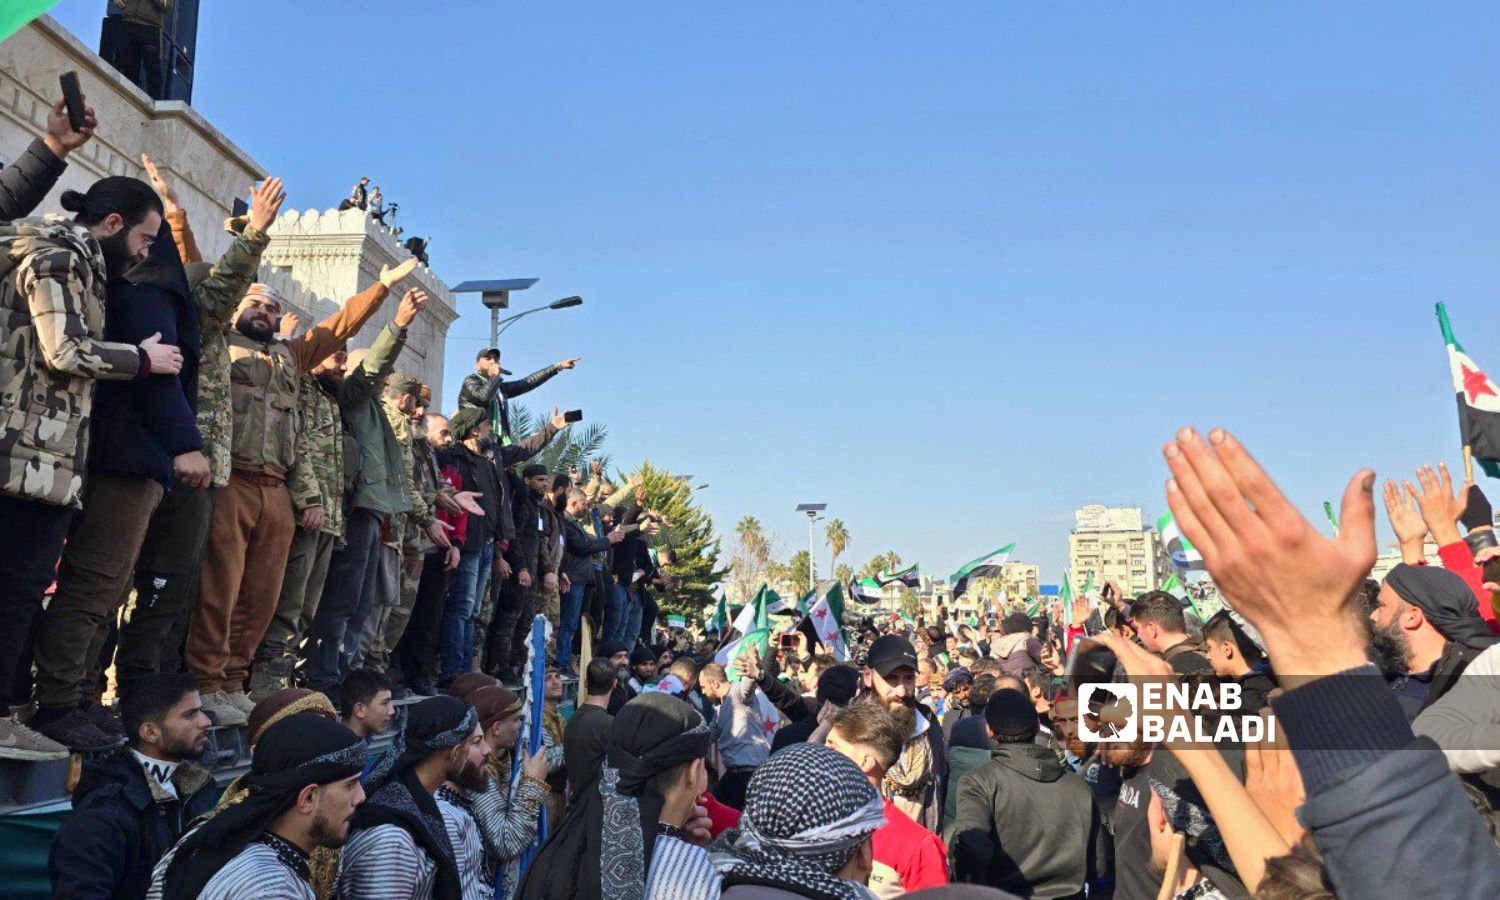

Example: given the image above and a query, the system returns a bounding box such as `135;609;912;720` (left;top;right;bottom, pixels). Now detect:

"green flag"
1162;573;1181;592
707;591;729;632
0;1;59;44
1060;573;1075;626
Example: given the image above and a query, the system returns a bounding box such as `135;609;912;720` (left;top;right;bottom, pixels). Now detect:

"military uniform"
188;280;391;698
0;216;144;711
249;371;346;698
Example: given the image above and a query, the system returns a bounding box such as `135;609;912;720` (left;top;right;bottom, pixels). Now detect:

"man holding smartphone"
458;348;580;442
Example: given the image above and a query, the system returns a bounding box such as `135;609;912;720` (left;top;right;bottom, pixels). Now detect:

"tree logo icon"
1078;682;1138;742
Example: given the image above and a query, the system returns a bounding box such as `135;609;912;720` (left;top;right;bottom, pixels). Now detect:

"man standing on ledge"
458;347;579;442
187;257;418;726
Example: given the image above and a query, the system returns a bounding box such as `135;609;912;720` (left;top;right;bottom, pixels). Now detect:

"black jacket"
90;218;202;484
950;741;1110;898
0;137;66;221
458;363;561;438
445;443;502;551
49;750;216;900
563;515;614;585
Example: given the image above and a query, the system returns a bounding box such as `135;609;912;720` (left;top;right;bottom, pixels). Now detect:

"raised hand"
1163;427;1374;686
1409;463;1465;546
47;96;96;158
550;407;569;430
249;175;286;233
139;154;179;213
379;256;419;289
557;357;581;370
394;289;428;328
277;311;301;338
1382;478;1428;550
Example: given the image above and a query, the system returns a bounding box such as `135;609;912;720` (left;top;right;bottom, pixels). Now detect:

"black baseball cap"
475;347;512;375
865;635;919;677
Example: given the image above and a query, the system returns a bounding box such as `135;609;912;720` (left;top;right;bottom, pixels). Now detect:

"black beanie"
1003;612;1033;635
522;463;548;479
816;665;860;707
984;689;1039;743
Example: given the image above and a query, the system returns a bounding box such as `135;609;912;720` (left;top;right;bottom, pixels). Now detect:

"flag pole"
1465;444;1475;483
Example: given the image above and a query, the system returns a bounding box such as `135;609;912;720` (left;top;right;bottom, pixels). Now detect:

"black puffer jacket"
950;741;1111;898
48;750;216;899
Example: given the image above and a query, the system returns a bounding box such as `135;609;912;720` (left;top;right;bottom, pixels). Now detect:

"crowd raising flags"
948;543;1015;597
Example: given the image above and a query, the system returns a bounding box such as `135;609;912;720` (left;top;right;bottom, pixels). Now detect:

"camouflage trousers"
471;565;496;671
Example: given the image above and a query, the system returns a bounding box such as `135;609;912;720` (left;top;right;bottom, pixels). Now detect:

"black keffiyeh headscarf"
712;743;886;900
353;695;479;900
1385;564;1500;651
160;716;365;900
518;691;711;900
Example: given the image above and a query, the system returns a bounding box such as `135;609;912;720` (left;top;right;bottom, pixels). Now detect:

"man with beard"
307;293;447;694
601;640;638;713
148;715;367;900
338;695;485;899
118;164;278;696
1372;563;1499;720
188;256;418;725
842;635;949;833
460;686;551;897
394;413;467;695
50;674;214;898
698;654;775;810
1105;737;1157;900
0;175;181;759
458;347;579;442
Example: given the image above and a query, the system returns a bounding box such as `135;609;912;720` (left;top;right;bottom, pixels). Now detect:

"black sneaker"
80;703;125;736
30;709;119;752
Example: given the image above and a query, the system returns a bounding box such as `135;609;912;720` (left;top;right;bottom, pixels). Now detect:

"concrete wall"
0;16;457;404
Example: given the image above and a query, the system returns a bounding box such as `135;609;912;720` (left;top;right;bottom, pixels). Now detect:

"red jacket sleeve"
904;830;950;891
700;792;742;833
1436;541;1500;633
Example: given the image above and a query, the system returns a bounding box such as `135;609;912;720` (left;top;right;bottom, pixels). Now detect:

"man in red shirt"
826;701;949;897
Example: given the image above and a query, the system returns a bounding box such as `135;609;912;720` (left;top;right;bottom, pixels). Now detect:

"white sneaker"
225;690;256;716
0;714;70;761
201;691;248;727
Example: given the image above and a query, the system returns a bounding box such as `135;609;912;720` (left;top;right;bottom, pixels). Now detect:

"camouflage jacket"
228;282;390;501
165;210;268;488
293;373;346;540
0;216;143;507
381;396;423;551
404;416;443;555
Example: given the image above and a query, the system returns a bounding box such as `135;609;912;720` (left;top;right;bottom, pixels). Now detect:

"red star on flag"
1464;365;1497;403
814;608;828;621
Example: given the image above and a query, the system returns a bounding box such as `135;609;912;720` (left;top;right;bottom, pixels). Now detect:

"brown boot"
247;659;290;703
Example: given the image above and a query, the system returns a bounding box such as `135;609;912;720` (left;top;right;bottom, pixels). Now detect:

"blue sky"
48;2;1500;582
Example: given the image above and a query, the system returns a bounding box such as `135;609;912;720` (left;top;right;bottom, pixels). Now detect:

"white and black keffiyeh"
711;743;885;900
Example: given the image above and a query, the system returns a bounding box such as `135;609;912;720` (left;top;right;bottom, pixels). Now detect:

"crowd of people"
4;90;1500;900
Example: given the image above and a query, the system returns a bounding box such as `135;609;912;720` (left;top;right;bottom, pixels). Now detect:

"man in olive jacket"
305;288;447;692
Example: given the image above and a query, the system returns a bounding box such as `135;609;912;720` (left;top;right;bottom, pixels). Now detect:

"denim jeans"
440;542;493;680
623;589;644;648
603;583;629;644
556;583;588;667
304;508;382;690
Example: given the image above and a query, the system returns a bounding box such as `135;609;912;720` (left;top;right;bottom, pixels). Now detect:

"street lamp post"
452;279;584;430
795;503;827;594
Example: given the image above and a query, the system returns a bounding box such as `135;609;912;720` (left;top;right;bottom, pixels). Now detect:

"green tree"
630;460;724;623
860;551;902;580
730;516;774;603
834;563;854;585
824;519;850;573
897;585;922;619
508;401;612;475
786;550;813;594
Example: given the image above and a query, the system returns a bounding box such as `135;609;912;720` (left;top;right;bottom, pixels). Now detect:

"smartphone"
59;71;86;132
231;197;249;218
563;409;583;423
779;633;798;649
1063;637;1119;693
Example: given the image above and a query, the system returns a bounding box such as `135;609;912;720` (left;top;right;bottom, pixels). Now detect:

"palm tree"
508;402;611;475
736;516;767;557
834;563;854;585
824;518;850;574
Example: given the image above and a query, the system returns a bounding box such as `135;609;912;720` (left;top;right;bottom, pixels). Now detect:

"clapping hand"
379;257;419;289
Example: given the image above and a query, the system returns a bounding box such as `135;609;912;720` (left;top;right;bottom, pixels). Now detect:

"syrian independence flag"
851;578;884;604
1060;574;1075;626
950;544;1014;597
877;562;921;588
1157;512;1204;571
1438;302;1500;478
797;585;849;661
706;589;730;633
